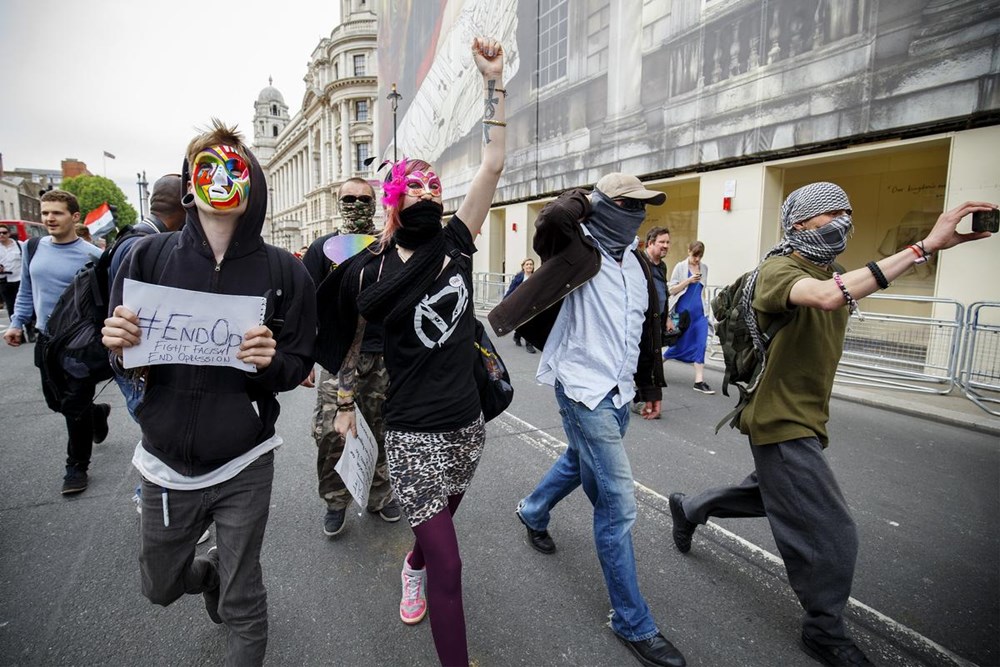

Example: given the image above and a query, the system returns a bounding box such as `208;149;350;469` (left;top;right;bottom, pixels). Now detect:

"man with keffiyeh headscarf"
667;183;995;667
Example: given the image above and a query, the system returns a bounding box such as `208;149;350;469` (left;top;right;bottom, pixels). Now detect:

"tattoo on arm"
483;78;498;145
484;79;498;119
336;317;366;397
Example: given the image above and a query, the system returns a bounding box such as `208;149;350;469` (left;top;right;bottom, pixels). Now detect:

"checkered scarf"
741;182;853;390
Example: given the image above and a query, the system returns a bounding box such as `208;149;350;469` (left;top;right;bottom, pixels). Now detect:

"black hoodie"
110;150;316;476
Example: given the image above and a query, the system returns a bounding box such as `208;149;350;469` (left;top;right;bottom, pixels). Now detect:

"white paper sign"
334;407;378;510
122;278;266;372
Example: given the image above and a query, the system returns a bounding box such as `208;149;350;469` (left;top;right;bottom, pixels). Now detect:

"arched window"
273;125;279;137
271;104;277;116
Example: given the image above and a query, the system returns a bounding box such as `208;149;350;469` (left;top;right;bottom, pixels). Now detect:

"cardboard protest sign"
334;408;378;510
122;278;266;372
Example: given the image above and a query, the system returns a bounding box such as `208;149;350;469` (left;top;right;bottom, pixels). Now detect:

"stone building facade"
253;0;378;251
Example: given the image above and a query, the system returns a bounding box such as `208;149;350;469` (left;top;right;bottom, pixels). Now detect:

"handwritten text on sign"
122;278;266;372
334;407;378;510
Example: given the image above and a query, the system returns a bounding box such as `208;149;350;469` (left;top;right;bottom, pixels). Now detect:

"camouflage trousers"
312;354;393;512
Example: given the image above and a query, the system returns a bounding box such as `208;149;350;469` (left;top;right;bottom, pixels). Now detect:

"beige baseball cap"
595;173;667;205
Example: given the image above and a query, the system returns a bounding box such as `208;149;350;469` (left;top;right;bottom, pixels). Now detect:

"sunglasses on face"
613;198;646;212
340;195;374;204
0;230;9;235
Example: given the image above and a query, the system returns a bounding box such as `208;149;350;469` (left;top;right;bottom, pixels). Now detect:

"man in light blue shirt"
4;190;107;495
507;173;685;667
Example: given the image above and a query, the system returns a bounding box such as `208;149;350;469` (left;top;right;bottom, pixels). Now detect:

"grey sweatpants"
681;436;858;645
139;450;274;667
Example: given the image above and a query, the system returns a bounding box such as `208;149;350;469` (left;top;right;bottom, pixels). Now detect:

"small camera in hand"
972;208;999;233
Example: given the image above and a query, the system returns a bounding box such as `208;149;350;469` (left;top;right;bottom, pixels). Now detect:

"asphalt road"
0;322;997;667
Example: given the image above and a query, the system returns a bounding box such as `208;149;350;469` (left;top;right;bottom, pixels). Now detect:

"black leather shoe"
801;634;872;666
618;632;686;667
668;493;697;554
515;505;555;554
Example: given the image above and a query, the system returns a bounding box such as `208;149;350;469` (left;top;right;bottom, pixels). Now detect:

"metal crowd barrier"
836;294;964;394
473;272;510;310
957;301;1000;416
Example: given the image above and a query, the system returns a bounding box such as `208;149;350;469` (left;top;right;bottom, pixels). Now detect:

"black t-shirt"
308;231;384;354
372;217;480;432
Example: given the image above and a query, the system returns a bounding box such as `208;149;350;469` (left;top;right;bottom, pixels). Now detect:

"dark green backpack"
711;270;791;432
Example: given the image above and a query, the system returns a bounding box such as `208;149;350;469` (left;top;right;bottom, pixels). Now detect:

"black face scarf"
394;200;444;248
586;190;646;260
356;200;447;326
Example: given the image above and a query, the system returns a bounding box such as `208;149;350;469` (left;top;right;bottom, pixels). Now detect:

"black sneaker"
515;502;556;554
692;382;715;395
668;493;697;554
203;547;223;624
92;403;111;444
371;499;402;523
801;634;872;666
323;508;347;537
61;467;88;495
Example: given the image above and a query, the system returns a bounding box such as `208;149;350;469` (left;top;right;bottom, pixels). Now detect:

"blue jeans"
519;383;658;642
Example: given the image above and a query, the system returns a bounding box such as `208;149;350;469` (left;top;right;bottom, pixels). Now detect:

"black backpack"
710;269;792;432
32;227;152;403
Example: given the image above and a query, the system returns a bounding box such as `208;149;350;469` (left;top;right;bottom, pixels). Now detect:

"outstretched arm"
455;37;506;238
789;201;995;309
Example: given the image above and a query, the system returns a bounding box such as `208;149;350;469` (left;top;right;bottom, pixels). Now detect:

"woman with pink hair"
317;37;506;666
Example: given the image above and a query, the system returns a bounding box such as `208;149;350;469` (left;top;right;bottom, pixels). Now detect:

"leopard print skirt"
384;413;486;527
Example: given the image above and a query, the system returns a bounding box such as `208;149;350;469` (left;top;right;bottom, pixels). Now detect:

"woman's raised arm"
455;37;506;237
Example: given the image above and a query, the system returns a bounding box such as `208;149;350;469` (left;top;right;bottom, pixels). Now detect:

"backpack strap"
24;237;40;267
138;232;180;284
262;244;295;335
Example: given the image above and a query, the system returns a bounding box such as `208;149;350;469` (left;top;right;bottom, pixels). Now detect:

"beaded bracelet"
866;261;890;290
482;119;507;127
336;402;356;413
832;271;863;319
337;388;354;400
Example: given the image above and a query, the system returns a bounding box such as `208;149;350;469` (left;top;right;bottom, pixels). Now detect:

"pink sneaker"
399;552;427;625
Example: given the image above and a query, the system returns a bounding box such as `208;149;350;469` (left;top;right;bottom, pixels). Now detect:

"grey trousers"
682;436;858;645
139;450;274;667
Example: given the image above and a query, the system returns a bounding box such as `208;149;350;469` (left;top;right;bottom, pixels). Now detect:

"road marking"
495;411;977;667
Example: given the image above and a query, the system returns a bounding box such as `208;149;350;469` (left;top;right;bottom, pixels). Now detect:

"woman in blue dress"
664;240;714;394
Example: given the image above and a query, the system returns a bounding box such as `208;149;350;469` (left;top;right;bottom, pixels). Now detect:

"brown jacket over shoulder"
487;188;666;402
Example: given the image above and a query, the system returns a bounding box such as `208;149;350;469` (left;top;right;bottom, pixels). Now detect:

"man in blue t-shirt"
4;190;107;495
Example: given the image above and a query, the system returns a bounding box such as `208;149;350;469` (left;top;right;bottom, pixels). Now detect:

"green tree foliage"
61;175;138;231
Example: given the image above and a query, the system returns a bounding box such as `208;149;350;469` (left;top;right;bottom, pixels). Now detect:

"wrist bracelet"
482;119;507;127
336;402;355;413
486;87;507;97
832;271;863;319
866;261;890;290
908;243;931;265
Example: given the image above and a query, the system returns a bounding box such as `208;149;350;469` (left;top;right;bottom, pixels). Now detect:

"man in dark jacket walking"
102;120;315;666
488;173;685;667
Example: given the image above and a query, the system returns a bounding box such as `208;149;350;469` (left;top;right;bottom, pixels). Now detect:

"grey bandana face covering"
586;190;646;261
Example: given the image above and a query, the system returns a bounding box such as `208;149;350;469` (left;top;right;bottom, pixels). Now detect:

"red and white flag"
84;202;115;238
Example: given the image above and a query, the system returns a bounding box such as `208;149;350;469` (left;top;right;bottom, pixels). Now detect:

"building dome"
257;77;285;105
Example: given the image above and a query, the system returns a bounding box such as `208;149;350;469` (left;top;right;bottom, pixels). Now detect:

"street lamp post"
268;186;275;245
387;82;402;162
136;171;148;220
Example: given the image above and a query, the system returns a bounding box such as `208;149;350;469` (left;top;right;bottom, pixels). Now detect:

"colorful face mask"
192;145;250;210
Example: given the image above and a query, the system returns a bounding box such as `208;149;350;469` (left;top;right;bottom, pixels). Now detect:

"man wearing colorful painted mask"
315;36;505;667
668;183;995;666
301;177;401;537
488;173;686;667
102;119;316;666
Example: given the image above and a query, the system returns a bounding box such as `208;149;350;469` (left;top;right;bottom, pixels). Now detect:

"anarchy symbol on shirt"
412;275;469;349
